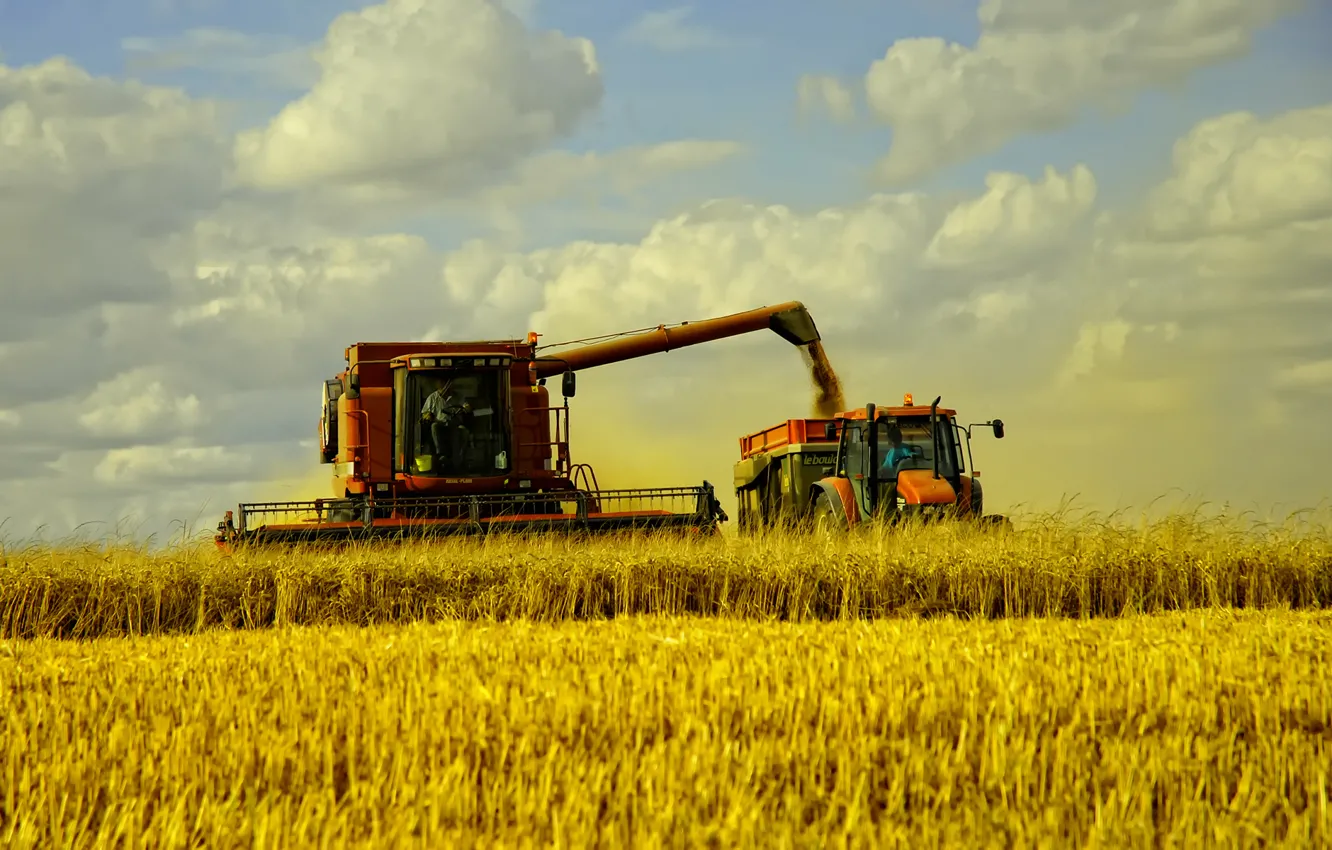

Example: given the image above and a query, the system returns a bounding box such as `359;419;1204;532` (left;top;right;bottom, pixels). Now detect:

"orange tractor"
215;302;822;549
733;395;1009;532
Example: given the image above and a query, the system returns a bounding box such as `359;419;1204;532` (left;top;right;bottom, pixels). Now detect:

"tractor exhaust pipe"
866;402;878;517
930;395;941;480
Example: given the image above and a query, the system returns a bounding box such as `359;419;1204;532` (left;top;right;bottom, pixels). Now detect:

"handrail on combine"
517;400;571;477
570;463;599;493
346;408;371;477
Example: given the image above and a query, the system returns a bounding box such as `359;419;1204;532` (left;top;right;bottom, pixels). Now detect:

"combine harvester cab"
216;301;823;551
734;394;1010;533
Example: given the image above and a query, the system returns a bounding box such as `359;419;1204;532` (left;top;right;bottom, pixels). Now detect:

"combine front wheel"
326;499;362;523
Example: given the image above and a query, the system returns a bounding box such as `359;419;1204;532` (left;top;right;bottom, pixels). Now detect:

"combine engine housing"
734;395;1009;532
218;302;822;548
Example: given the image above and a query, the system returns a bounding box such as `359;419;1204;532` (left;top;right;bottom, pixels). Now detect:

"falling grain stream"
805;340;845;417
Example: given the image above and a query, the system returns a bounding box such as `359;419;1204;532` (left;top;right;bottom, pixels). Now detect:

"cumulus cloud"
1138;104;1332;240
78;369;202;440
842;0;1306;182
922;164;1098;271
213;0;736;230
489;162;1096;347
0;57;229;344
797;74;857;124
233;0;603;192
92;443;252;486
1018;100;1332;508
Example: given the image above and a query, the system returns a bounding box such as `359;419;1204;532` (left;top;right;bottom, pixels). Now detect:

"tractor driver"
421;378;471;471
878;422;921;479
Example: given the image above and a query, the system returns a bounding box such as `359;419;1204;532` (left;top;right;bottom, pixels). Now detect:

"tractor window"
321;378;342;461
876;417;959;479
953;422;970;473
841;421;866;478
405;369;509;477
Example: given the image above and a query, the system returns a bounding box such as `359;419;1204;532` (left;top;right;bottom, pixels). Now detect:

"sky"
1;0;1330;545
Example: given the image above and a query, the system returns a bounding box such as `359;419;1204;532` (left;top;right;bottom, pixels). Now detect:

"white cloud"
78;369;202;440
489;162;1096;347
1054;318;1182;386
922;164;1098;270
1139;104;1332;240
848;0;1305;182
92;443;251;486
233;0;603;192
1026;101;1332;510
0;57;229;346
797;74;857;124
619;6;731;52
0;57;225;189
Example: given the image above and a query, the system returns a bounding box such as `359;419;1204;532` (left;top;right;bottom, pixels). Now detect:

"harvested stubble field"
2;514;1331;847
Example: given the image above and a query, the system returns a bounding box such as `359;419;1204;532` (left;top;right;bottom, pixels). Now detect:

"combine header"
216;302;822;550
733;394;1009;532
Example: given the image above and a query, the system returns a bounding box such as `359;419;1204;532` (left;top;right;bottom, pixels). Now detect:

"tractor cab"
823;395;988;522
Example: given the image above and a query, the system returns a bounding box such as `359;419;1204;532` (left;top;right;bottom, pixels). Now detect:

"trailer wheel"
979;514;1013;533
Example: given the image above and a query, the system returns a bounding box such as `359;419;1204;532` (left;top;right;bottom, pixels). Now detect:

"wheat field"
3;511;1331;639
2;512;1331;847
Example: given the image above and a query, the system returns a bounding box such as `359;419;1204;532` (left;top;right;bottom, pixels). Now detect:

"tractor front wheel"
812;491;845;538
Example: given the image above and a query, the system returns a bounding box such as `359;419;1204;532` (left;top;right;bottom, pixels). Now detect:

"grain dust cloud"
804;341;845;418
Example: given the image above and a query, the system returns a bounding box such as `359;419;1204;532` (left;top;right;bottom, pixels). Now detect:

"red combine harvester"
733;394;1009;532
215;302;822;549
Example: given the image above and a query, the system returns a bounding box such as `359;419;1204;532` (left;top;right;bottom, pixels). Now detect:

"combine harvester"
215;302;822;550
733;395;1010;533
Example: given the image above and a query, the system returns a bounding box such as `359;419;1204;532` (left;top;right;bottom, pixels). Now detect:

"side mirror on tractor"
562;370;576;398
992;419;1005;439
824;422;836;439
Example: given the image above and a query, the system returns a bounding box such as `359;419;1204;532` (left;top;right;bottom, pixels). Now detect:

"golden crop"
3;513;1329;847
2;511;1329;640
3;611;1329;848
